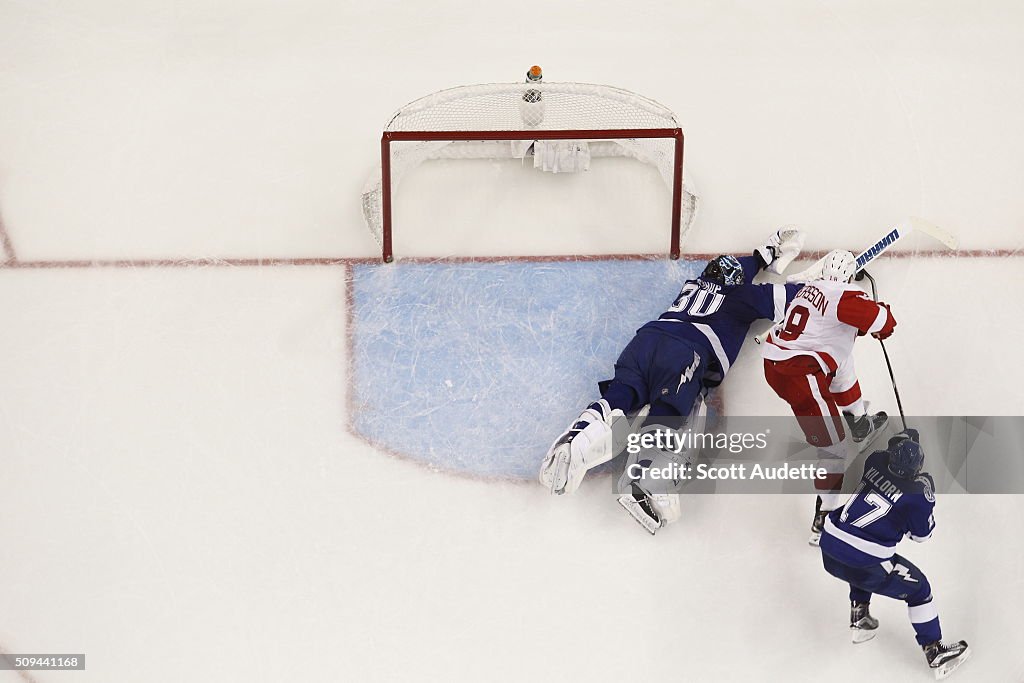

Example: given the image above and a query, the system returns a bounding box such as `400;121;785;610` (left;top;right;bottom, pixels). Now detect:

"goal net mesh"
361;82;699;257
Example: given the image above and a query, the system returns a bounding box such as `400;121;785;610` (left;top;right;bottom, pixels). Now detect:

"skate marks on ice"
347;258;702;479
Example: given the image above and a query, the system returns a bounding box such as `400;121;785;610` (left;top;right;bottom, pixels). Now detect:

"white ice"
1;1;1023;681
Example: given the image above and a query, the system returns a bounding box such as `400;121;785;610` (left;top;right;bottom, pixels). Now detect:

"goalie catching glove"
754;226;806;275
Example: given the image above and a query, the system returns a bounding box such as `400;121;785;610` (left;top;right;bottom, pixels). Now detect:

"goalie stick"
753;217;958;345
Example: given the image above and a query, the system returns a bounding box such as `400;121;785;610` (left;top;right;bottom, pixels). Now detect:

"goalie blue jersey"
820;450;937;567
640;256;799;384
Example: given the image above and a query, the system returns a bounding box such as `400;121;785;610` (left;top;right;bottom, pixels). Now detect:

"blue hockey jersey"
640;256;800;384
820;450;937;567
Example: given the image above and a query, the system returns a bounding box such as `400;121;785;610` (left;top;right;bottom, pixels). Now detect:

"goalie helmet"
822;249;857;282
701;255;744;286
887;430;925;479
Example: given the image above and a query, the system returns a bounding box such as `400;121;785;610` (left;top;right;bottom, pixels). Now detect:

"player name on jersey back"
863;465;904;503
793;284;827;315
762;279;884;374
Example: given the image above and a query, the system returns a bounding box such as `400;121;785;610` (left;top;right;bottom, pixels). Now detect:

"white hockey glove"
755;226;806;275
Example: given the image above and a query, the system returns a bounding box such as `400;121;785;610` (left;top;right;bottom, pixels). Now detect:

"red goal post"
361;82;699;262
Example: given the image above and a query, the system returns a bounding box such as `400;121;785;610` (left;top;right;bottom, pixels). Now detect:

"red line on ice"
0;244;1017;482
0;248;1016;270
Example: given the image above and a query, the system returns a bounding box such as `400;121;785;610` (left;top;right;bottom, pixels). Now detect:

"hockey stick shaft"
753;226;905;346
862;271;908;431
753;218;958;345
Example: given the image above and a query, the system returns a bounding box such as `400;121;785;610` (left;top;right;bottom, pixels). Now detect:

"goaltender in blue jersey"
539;227;805;533
819;429;971;679
637;254;796;392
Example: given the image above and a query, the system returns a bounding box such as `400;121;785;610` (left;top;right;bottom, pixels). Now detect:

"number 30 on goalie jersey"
643;255;800;381
666;282;725;317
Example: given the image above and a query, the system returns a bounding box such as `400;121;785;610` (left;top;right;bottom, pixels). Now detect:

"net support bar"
379;128;684;263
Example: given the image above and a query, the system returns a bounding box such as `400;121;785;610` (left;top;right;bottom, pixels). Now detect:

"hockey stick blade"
909;216;959;250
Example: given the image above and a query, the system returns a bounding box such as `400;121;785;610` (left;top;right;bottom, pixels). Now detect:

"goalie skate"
617;484;664;535
616;475;684;536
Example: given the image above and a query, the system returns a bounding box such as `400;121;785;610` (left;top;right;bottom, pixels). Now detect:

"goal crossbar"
379;128;684;262
363;80;696;262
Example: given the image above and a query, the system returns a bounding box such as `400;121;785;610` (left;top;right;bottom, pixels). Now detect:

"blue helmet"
701;255;744;286
887;430;924;479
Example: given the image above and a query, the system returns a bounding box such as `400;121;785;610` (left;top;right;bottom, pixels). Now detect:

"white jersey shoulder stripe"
772;284;787;322
806;374;841;444
691;323;731;375
823;516;896;559
761;337;838;374
866;305;889;334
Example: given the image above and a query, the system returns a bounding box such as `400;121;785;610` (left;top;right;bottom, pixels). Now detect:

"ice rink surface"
1;1;1023;681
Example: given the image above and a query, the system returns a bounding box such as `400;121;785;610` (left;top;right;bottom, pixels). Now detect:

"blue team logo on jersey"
348;259;704;479
676;351;701;392
917;474;936;502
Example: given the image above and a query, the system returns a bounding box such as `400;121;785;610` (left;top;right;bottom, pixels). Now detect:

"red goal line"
0;248;1017;271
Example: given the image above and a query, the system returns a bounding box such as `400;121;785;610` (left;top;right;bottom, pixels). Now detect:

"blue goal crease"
350;258;703;478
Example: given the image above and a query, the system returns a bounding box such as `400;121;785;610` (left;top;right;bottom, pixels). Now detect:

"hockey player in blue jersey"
538;227;805;532
819;429;970;679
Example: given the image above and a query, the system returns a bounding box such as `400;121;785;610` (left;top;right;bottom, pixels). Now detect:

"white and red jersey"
761;279;895;374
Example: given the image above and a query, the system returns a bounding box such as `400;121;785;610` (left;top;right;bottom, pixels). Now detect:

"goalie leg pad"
539;399;622;495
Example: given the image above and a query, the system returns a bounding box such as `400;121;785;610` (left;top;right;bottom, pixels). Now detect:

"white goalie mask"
821;249;857;282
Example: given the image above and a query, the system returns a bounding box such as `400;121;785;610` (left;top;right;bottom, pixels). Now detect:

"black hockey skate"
843;411;888;453
616;482;664;535
809;495;827;546
923;640;971;680
850;601;879;644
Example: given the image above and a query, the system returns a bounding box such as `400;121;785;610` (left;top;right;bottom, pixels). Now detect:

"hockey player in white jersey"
761;249;894;544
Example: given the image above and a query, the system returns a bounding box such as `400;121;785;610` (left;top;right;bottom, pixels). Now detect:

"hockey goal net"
361;80;699;262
